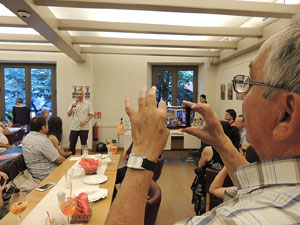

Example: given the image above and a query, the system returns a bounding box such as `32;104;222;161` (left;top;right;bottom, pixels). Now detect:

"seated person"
192;120;240;215
224;109;237;126
209;145;260;200
22;116;65;182
0;171;8;220
0;122;16;149
116;142;133;185
47;116;71;158
198;121;240;169
40;109;50;120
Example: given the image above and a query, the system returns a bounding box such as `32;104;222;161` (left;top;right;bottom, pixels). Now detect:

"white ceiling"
0;0;300;63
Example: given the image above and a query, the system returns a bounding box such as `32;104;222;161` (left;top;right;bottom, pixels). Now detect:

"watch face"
128;154;143;168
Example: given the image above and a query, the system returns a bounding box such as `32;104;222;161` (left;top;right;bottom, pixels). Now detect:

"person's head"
245;145;260;163
40;109;50;119
76;89;84;102
30;116;47;134
236;115;245;129
225;109;236;122
47;116;63;142
240;15;300;160
16;98;23;104
200;94;207;103
221;120;241;150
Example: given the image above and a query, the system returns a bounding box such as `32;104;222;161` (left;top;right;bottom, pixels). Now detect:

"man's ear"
273;94;300;141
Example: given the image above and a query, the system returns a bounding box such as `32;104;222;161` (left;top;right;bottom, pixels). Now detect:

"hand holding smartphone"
36;183;56;192
166;106;191;129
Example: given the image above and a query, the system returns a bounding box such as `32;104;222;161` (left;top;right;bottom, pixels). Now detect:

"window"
152;65;198;106
0;63;56;121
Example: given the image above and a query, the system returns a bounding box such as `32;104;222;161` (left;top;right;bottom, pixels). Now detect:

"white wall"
0;51;207;148
1;47;261;149
214;49;258;119
91;54;206;146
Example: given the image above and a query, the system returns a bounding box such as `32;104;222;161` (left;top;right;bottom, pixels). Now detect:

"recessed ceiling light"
17;10;31;18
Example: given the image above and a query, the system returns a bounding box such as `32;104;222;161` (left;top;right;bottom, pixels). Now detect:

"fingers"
138;86;147;110
182;100;194;108
0;172;8;180
157;100;167;112
146;86;157;108
183;127;202;138
125;95;135;117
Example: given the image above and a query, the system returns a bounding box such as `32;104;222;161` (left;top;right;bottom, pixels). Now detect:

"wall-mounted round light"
17;10;31;18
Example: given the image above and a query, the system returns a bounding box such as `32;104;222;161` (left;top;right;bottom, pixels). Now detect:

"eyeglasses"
232;74;289;93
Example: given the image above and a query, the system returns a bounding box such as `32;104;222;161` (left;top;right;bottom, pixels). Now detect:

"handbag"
4;159;39;194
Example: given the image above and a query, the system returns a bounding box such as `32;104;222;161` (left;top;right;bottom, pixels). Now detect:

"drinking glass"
60;198;77;225
64;168;74;189
9;192;28;225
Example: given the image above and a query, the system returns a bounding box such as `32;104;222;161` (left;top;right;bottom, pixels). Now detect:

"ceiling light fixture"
17;10;31;18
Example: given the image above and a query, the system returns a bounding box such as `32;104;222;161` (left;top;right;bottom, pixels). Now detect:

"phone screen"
36;183;56;191
166;106;191;129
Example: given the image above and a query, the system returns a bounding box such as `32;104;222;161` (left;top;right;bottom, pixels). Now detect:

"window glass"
31;68;52;116
156;70;173;106
4;68;26;121
177;70;194;105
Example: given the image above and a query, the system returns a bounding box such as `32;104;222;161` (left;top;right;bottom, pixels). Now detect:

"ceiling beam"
0;43;59;52
0;34;48;43
80;46;220;57
34;0;299;18
0;16;27;27
72;36;237;49
59;20;263;38
1;0;85;63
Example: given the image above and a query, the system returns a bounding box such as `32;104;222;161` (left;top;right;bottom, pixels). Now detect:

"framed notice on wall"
228;83;233;100
220;84;225;100
72;85;91;100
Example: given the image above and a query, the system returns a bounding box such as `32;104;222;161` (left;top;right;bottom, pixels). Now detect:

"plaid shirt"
176;157;300;225
22;131;60;181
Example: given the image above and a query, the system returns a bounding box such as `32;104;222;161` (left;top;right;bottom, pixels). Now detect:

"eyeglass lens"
234;75;250;93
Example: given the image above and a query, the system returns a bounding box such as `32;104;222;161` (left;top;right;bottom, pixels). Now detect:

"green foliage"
4;67;52;120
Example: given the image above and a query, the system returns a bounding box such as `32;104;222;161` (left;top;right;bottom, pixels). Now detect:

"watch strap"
142;158;157;172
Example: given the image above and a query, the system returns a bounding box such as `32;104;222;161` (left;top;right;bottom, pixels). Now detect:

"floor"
118;149;196;225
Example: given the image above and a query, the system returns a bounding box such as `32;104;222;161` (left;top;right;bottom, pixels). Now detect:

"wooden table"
0;154;120;225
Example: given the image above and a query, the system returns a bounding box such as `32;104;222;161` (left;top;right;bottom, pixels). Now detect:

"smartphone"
36;183;56;192
166;106;191;129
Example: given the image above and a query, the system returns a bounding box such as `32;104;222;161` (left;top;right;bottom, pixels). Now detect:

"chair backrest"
153;154;165;181
5;133;16;145
144;180;162;225
14;128;25;143
205;168;233;211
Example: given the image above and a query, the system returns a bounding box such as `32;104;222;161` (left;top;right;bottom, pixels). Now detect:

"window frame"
152;65;198;105
0;63;57;121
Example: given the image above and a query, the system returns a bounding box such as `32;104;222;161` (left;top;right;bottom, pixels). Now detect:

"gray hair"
263;14;300;98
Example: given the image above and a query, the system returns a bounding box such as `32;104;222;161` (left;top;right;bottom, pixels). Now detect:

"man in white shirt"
105;15;300;225
67;89;94;155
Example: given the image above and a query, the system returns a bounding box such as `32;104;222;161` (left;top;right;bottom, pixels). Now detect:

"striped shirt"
176;157;300;225
68;101;94;131
22;131;60;181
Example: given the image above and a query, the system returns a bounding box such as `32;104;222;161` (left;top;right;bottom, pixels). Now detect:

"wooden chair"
205;168;233;212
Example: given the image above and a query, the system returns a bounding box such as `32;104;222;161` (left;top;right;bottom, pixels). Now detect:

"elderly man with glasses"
105;16;300;225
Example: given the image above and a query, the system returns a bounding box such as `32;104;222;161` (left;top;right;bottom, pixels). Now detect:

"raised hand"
125;86;169;161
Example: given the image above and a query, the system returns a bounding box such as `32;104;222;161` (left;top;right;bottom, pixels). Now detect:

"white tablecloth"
21;157;108;225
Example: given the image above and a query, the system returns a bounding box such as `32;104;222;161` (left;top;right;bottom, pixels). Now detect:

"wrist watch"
85;119;88;123
127;153;157;172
